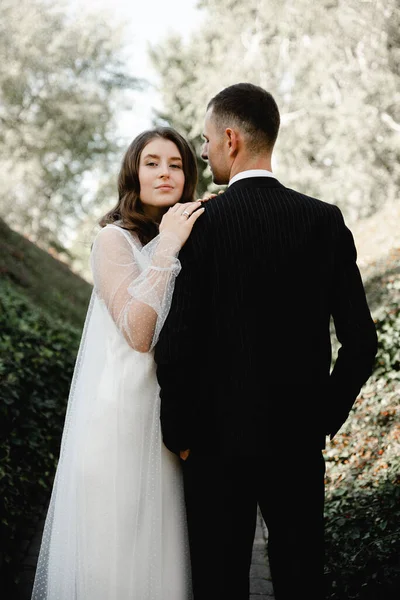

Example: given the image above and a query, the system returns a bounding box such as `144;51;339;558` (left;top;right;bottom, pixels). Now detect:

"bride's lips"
156;185;174;190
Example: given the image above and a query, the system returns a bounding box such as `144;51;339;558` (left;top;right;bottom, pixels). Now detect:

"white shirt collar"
228;169;276;187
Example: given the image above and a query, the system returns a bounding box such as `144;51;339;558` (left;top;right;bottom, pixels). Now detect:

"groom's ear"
225;128;239;157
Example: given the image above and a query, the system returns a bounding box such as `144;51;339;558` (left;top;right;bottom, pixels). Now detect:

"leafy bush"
324;275;400;599
0;217;92;330
0;280;84;580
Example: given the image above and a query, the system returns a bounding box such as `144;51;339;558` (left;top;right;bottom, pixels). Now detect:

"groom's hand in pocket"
180;449;190;461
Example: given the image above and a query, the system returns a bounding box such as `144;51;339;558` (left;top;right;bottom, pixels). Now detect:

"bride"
31;127;205;599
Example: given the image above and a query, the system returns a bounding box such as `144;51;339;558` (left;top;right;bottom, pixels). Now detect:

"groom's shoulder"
282;185;345;220
223;178;344;220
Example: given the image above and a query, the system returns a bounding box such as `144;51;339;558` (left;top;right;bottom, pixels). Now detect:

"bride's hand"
159;201;205;249
180;449;190;461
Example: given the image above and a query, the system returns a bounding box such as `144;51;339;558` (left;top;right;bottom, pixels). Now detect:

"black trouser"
181;448;326;600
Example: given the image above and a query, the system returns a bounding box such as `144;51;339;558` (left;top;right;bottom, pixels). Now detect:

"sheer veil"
31;289;103;597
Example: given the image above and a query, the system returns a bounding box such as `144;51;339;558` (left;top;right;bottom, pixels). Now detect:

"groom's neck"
229;153;273;180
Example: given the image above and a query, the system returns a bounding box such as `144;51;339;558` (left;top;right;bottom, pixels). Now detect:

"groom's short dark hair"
207;83;280;152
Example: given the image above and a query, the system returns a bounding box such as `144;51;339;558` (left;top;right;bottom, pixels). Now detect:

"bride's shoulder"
93;223;142;250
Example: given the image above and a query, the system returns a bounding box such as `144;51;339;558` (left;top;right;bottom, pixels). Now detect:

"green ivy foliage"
324;275;400;599
0;280;82;579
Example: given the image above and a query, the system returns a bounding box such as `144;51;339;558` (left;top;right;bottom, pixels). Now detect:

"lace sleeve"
91;226;181;352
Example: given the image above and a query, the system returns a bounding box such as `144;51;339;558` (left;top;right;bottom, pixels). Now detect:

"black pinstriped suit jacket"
154;177;378;456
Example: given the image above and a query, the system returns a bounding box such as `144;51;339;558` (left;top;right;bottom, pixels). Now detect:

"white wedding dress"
31;224;192;600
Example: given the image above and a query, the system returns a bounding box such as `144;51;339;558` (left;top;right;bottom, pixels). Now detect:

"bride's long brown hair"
99;127;198;245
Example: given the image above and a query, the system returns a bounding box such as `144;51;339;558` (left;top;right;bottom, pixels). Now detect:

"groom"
154;83;378;599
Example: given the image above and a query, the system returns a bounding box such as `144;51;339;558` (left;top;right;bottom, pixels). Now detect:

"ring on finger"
182;210;190;218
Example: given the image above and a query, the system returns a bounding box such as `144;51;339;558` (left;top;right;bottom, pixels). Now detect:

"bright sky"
70;0;203;139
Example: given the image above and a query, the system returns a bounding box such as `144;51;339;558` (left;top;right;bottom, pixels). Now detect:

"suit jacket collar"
228;176;284;191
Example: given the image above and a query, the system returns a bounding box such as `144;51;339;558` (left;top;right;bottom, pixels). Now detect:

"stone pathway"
250;507;275;599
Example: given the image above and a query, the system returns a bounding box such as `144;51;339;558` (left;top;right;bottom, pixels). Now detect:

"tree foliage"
0;0;141;246
151;0;400;222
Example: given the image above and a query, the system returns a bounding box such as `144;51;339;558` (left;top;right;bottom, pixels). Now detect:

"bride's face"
138;138;185;220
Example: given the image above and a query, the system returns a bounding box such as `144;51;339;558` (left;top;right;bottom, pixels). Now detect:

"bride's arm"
91;226;182;352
